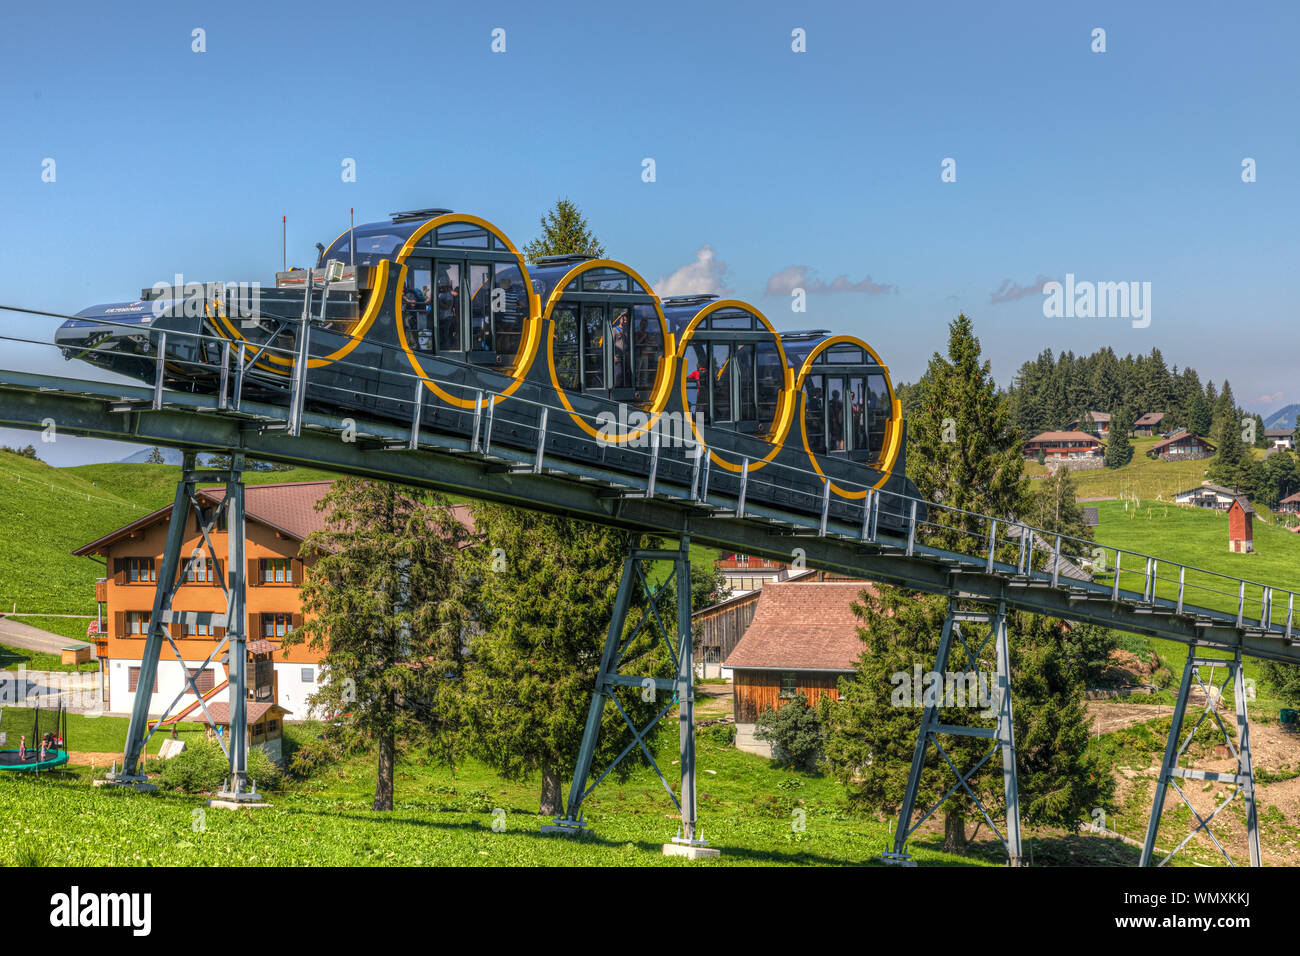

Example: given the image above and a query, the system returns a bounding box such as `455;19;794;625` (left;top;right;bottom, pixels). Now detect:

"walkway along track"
2;368;1294;665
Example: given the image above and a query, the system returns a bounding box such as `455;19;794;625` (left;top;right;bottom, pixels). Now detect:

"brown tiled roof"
1281;491;1300;505
73;482;476;556
1026;431;1103;444
189;701;291;725
201;481;333;542
723;582;875;671
1148;431;1214;454
1134;412;1164;426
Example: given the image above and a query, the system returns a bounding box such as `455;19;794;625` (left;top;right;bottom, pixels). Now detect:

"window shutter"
128;667;139;692
291;558;304;584
247;558;259;586
212;559;223;586
113;610;126;638
169;620;183;640
250;613;262;640
291;612;303;633
214;623;226;640
113;559;125;587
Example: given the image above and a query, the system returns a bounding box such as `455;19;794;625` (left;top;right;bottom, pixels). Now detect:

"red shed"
1228;497;1254;554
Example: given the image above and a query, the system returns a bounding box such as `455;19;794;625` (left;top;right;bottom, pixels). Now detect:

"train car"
54;208;918;527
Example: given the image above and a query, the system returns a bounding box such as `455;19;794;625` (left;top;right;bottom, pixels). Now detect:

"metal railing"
1;302;1296;646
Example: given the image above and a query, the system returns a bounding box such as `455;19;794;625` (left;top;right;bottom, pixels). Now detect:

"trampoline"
0;705;69;773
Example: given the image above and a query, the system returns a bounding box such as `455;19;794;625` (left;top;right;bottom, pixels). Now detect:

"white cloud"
655;244;731;297
765;265;895;296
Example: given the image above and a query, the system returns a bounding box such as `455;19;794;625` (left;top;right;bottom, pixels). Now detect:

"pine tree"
1024;466;1093;555
458;505;672;816
906;314;1026;548
145;447;165;464
522;198;606;261
1105;410;1133;468
288;480;471;810
824;589;1115;855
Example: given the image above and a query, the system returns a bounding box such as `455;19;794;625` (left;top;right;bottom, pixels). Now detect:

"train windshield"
801;343;891;461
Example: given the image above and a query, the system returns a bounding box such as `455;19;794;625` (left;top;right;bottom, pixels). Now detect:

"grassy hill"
0;451;344;643
1025;437;1280;510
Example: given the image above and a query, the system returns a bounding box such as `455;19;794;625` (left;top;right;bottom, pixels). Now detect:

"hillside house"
1147;431;1215;462
1265;428;1295;451
1132;412;1165;437
1067;411;1111;439
1278;491;1300;515
724;581;871;756
1228;497;1255;553
1173;483;1242;511
1023;431;1105;461
74;481;473;720
713;553;794;596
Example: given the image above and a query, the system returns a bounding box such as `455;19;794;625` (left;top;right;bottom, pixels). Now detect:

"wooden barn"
1228;497;1255;554
723;581;873;756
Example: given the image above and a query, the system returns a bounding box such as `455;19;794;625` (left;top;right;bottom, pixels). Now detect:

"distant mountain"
117;446;187;465
1263;404;1300;431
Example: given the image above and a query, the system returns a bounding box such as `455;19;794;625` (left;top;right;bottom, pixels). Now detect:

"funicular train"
55;208;919;528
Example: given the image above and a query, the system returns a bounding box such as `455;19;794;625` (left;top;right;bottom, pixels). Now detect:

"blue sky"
1;0;1296;464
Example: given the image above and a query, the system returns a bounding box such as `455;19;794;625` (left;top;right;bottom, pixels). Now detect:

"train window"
827;345;866;364
735;345;757;422
709;310;752;331
867;373;889;456
435;225;491;248
582;305;605;390
826;376;847;451
582;269;628;292
803;378;826;453
468;263;493;352
632;304;661;393
404;261;434;353
554;307;580;390
685;345;703;417
610;306;633;389
756;342;782;428
493;264;527;359
434;261;461;351
849;377;867;452
711;344;732;422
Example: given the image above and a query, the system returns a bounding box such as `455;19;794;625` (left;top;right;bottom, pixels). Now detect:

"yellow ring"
793;335;902;496
674;300;794;473
541;259;674;443
393;215;541;409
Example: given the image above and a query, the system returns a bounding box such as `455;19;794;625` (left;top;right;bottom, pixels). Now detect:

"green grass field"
0;642;99;673
0;708;208;756
0;451;344;642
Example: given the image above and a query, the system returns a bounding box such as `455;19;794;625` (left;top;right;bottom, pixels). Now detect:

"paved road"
0;616;92;655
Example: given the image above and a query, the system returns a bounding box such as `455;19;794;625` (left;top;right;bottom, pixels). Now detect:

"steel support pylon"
1140;652;1259;867
547;535;707;850
887;598;1022;866
106;451;261;803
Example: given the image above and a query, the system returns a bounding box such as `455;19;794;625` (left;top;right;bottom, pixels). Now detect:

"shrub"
755;693;825;772
158;738;284;793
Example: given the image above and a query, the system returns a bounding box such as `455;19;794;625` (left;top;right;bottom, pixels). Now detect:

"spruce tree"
906;314;1026;550
289;480;472;810
458;505;672;817
1105;410;1133;468
522;197;605;261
